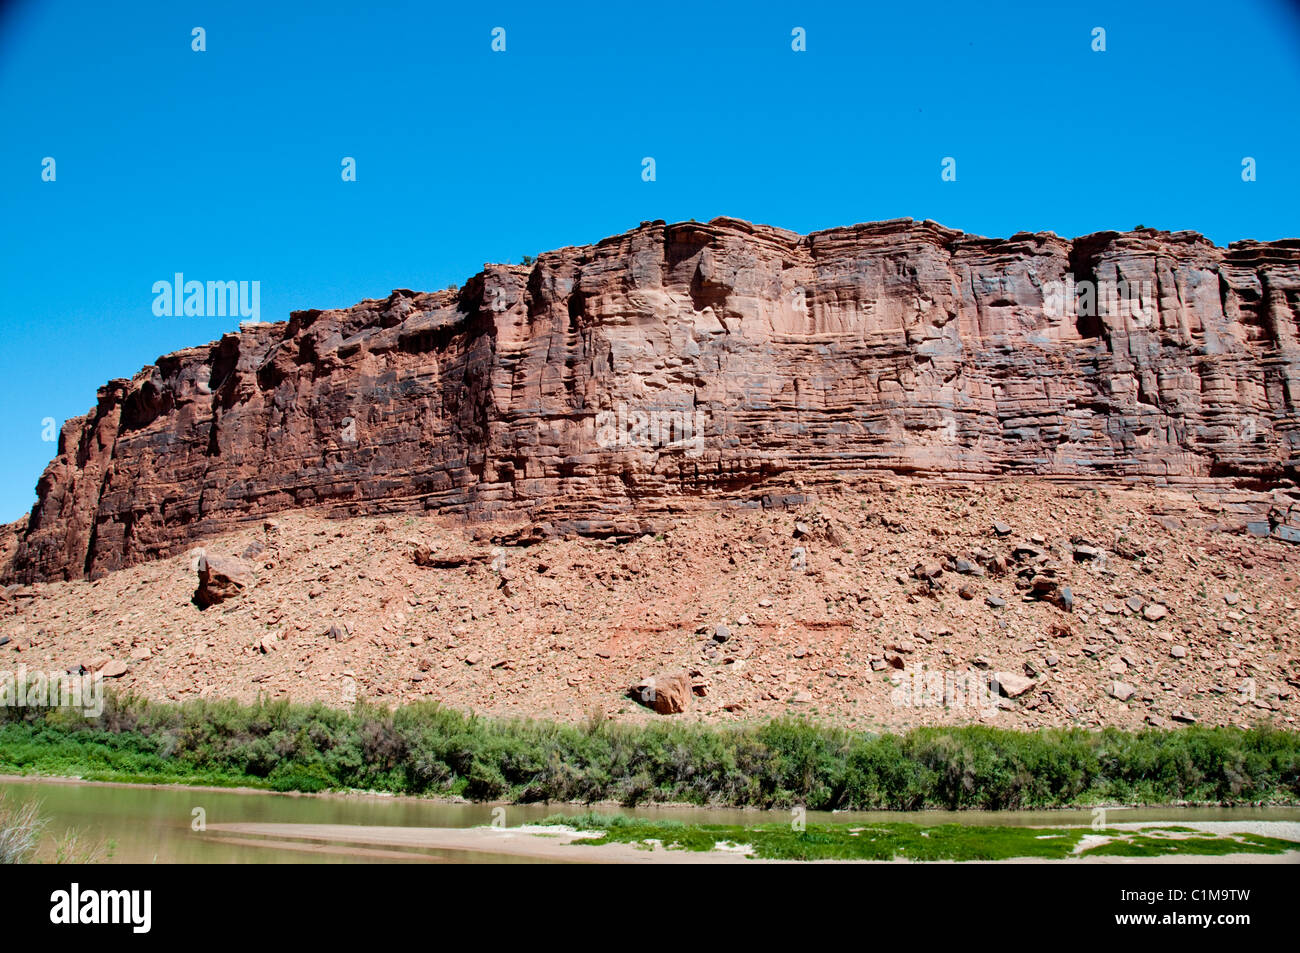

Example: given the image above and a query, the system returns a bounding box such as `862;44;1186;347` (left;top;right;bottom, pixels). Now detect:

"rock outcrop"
7;217;1300;582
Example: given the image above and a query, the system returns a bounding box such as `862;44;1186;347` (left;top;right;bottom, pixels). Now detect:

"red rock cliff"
8;217;1300;582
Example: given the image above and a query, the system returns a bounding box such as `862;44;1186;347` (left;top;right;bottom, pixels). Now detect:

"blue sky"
1;0;1297;522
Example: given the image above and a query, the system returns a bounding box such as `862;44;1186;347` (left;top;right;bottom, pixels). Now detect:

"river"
3;776;1298;863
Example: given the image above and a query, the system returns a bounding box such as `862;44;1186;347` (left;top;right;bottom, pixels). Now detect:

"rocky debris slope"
2;481;1296;731
6;217;1300;584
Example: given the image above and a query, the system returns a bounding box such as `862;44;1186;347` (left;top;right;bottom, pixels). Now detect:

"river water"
3;776;1298;863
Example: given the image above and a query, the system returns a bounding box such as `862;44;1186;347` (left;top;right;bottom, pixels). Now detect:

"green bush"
0;692;1296;808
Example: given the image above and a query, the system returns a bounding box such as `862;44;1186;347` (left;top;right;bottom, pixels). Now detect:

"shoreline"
3;771;1300;815
198;821;1300;864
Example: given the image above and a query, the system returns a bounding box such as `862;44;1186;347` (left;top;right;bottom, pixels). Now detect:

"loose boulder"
1109;681;1136;702
629;672;692;714
194;552;256;608
993;671;1035;698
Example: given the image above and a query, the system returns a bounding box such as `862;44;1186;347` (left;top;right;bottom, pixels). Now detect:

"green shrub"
1;693;1296;809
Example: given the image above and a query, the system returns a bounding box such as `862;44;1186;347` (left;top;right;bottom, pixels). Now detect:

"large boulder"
194;552;256;608
99;659;129;678
993;671;1035;698
629;672;692;714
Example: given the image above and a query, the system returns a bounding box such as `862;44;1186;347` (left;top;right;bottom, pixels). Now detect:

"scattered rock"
994;672;1035;698
1109;681;1136;702
412;545;478;569
1142;603;1168;621
1029;574;1057;597
912;561;944;581
194;553;256;608
629;672;692;714
1056;586;1074;613
1014;544;1044;562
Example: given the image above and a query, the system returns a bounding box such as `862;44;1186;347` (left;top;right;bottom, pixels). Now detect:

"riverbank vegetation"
0;792;44;863
0;792;112;863
0;693;1297;809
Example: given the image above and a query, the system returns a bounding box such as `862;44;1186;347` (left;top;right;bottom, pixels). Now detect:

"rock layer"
8;216;1300;582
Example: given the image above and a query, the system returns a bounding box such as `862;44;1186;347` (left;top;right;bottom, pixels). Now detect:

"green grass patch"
1079;830;1298;857
539;814;1300;861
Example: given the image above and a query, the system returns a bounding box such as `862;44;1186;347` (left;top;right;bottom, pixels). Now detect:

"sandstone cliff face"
9;217;1300;582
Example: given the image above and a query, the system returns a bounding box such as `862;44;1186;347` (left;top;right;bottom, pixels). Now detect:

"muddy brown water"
3;776;1298;863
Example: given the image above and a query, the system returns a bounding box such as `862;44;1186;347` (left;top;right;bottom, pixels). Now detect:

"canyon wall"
8;216;1300;582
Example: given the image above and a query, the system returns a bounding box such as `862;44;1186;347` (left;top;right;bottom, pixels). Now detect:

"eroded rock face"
7;217;1300;582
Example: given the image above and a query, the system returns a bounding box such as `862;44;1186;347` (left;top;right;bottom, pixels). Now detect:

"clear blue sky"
1;0;1297;522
